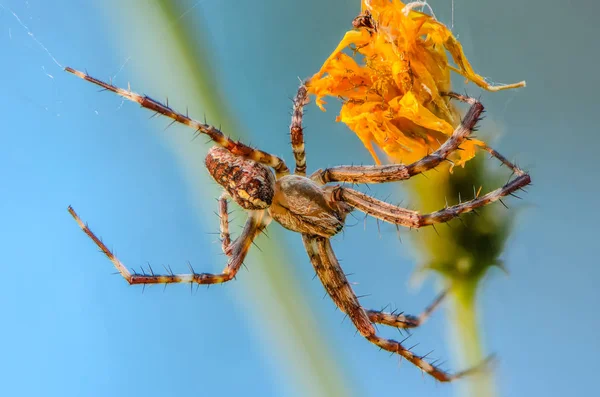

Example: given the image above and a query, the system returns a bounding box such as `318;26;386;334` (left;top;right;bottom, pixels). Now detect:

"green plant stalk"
100;1;357;396
450;279;495;397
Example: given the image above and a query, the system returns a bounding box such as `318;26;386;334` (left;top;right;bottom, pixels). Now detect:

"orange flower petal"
307;0;525;166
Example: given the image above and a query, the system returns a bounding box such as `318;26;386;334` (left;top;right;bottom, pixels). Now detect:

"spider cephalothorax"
270;175;351;238
67;65;530;382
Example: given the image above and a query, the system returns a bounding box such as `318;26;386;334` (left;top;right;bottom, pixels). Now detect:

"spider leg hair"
366;290;447;329
302;234;374;335
290;82;309;176
65;67;290;177
333;166;529;228
68;205;270;285
302;234;479;382
310;92;483;185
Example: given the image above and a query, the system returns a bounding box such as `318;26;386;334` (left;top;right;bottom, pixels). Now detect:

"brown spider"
66;66;530;382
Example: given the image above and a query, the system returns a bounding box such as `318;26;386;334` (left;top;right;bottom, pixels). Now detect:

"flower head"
307;0;525;166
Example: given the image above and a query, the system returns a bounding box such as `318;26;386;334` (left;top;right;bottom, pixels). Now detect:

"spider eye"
205;146;275;210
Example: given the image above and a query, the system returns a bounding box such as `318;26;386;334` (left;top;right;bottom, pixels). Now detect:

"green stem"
449;280;496;397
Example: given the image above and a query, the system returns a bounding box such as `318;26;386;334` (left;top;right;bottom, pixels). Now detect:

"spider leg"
333;145;530;227
310;92;483;185
290;82;309;176
334;173;529;228
366;290;447;329
68;206;270;286
218;193;233;255
302;234;479;382
65;67;290;177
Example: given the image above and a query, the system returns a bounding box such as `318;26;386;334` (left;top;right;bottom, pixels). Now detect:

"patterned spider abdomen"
205;146;276;210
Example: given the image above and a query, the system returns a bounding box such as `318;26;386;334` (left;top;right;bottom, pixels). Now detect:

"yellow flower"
307;0;525;166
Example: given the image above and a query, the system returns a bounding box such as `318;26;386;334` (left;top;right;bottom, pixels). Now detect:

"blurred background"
1;0;598;396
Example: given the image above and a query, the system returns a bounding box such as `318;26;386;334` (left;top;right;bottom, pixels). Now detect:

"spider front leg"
335;175;529;228
333;149;530;228
65;67;290;177
68;205;269;286
310;92;483;185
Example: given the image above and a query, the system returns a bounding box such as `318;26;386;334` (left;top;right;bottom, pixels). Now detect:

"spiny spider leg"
218;193;232;255
68;206;270;285
474;141;527;177
366;290;447;329
310;92;483;185
334;168;529;228
65;67;290;177
302;235;372;333
302;234;482;382
332;128;531;228
290;83;309;176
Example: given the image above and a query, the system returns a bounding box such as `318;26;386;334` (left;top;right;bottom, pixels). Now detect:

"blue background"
1;0;598;396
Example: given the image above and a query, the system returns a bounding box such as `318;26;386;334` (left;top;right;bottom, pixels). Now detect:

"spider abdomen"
205;146;276;210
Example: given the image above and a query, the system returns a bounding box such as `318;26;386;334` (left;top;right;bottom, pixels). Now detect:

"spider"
65;66;530;382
